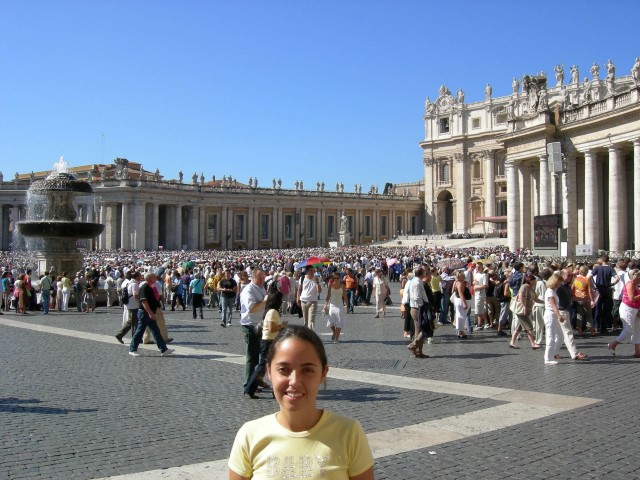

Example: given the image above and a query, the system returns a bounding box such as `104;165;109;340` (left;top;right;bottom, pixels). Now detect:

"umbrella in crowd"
387;258;398;266
181;260;195;270
297;256;331;269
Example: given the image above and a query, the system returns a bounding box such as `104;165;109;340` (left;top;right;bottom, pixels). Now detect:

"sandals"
574;352;589;360
607;343;616;357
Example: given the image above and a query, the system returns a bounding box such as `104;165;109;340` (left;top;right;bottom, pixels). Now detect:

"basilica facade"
0;160;424;251
421;57;640;256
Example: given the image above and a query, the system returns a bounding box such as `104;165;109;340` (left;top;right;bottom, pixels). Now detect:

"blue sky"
1;0;638;190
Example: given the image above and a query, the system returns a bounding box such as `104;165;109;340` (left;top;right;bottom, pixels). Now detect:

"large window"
260;214;270;240
381;216;387;236
206;213;218;242
284;214;293;240
439;118;450;133
364;216;371;236
441;163;450;182
396;216;403;235
327;215;335;236
234;214;245;241
306;215;315;239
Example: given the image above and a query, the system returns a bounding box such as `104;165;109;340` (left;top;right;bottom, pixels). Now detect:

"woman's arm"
350;466;375;480
229;470;251;480
548;295;562;320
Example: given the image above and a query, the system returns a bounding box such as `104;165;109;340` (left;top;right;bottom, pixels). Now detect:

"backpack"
120;284;130;305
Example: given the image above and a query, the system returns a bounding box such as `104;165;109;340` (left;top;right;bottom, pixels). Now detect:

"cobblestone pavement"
1;290;639;479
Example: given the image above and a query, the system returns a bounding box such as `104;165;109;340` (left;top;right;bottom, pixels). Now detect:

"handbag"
511;296;525;316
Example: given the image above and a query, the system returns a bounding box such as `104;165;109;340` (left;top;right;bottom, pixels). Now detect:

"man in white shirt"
297;266;322;330
473;262;489;329
115;271;141;344
407;267;430;358
240;268;267;388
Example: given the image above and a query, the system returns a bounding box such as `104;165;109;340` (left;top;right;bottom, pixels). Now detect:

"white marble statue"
632;57;640;86
484;83;492;99
590;62;600;80
554;65;564;86
570;65;579;84
512;77;519;94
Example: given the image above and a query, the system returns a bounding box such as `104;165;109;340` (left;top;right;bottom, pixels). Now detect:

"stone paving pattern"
1;291;639;479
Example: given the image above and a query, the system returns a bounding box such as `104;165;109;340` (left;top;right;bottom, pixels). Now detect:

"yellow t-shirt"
262;309;283;341
228;410;374;479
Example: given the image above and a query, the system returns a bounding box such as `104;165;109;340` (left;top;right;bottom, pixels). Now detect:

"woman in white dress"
372;268;388;318
324;272;348;343
453;271;470;339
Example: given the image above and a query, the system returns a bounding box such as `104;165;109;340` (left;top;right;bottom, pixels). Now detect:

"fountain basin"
17;221;104;239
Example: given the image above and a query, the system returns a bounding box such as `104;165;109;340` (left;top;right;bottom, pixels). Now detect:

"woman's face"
268;338;328;416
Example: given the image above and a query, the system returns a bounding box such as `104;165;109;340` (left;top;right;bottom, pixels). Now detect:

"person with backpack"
590;255;619;335
495;269;512;336
115;271;141;344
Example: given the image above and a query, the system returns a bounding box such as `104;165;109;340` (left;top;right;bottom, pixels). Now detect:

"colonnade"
93;201;421;251
506;138;640;254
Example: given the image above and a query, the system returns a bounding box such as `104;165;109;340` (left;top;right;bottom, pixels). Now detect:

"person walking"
324;271;348;343
296;265;322;329
452;271;471;339
372;268;388;318
244;288;286;398
239;268;267;389
39;271;52;315
189;272;204;319
129;272;174;357
407;267;431;358
218;269;238;327
115;271;141;344
607;269;640;358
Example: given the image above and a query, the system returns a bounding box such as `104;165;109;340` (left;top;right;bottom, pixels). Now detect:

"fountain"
17;157;105;274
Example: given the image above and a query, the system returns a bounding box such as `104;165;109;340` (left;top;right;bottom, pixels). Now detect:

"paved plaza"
1;292;639;480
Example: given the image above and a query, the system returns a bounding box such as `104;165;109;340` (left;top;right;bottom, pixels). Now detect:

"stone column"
98;204;105;249
454;153;468;233
538;154;550;216
134;202;146;250
483;151;495;233
273;207;279;248
175;205;182;249
120;203;129;250
316;207;321;246
520;166;532;249
583;149;599;250
608;146;626;252
423;157;435;233
634;139;640;251
1;205;11;251
199;207;206;249
150;203;159;250
105;204;118;250
506;160;520;252
189;206;198;249
563;152;578;255
247;207;254;249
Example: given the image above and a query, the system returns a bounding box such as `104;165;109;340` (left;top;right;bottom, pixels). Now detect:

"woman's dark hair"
265;290;283;312
266;325;328;370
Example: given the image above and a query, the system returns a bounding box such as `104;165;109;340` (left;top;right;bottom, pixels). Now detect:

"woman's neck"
277;408;323;432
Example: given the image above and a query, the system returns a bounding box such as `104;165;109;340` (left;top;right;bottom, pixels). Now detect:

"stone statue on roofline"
632;57;640;86
512;77;519;94
570;65;579;84
484;83;492;100
554;65;564;86
590;62;600;80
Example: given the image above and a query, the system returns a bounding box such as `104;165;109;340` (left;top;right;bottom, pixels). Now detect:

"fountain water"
17;157;105;274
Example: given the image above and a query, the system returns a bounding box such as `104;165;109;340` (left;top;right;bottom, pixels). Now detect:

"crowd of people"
4;245;639;478
2;246;639;365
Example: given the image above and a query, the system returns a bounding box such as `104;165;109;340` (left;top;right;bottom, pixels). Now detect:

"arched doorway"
436;190;453;233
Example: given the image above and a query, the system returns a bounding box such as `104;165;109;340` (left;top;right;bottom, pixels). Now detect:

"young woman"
453;271;470;339
229;325;375;479
324;272;348;343
244;288;287;398
543;271;565;365
608;269;640;358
